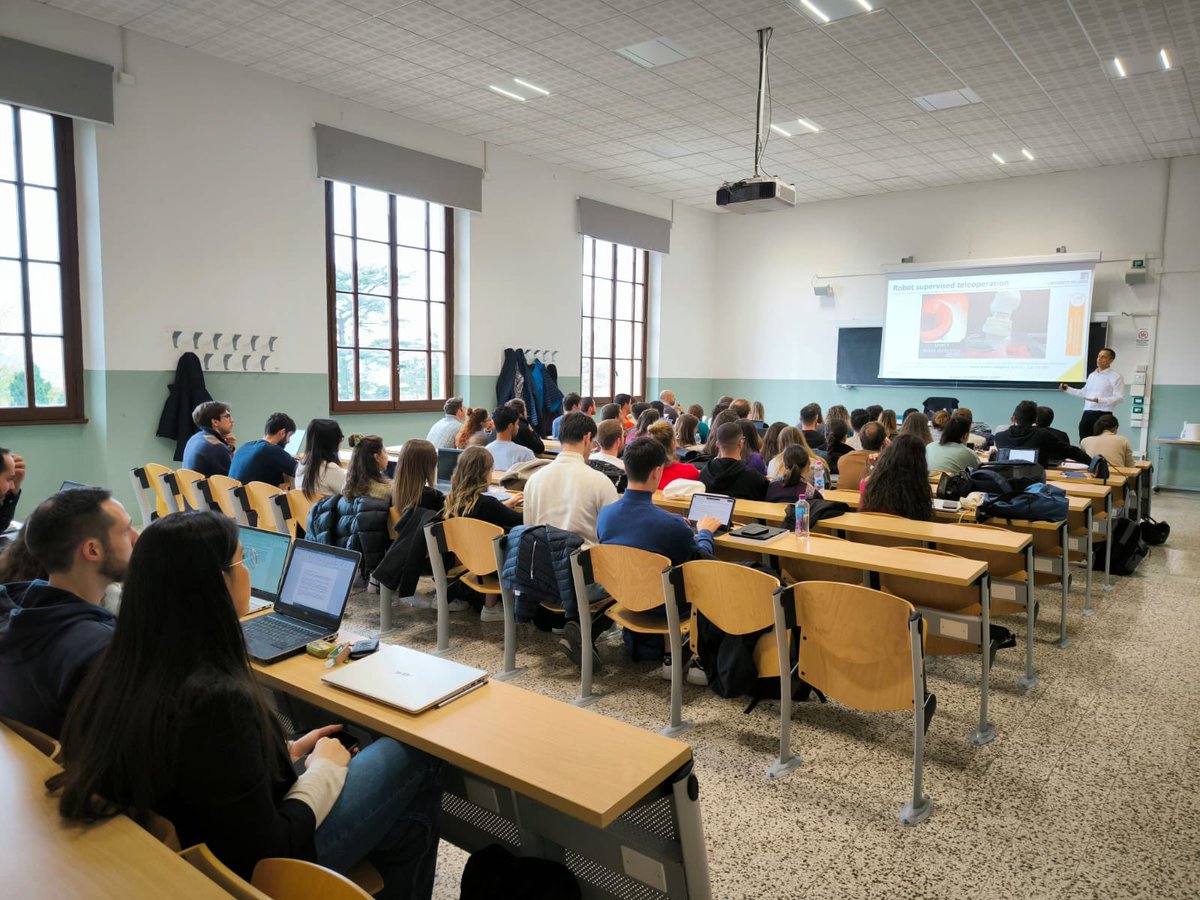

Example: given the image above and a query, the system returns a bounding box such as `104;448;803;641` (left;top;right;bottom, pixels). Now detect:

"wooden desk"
253;645;711;898
0;725;229;899
1152;439;1200;494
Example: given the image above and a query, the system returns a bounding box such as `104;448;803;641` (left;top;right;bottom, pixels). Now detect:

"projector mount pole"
753;26;772;178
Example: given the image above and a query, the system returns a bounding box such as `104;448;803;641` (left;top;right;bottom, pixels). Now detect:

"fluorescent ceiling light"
991;152;1006;164
796;117;821;133
854;0;873;9
513;78;550;96
1113;57;1126;77
1021;147;1035;161
489;85;526;102
799;0;830;23
769;124;793;137
1159;48;1171;70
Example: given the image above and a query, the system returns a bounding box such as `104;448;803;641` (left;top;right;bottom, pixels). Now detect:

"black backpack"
936;471;974;501
1093;516;1149;576
976;461;1046;491
1140;517;1170;546
1088;454;1110;482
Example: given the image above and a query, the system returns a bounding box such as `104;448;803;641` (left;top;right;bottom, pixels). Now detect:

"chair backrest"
252;858;373;900
584;544;671;613
238;482;287;532
786;581;918;712
160;468;206;513
179;845;271;899
779;533;862;587
676;559;778;635
281;489;316;538
0;717;61;762
202;474;243;519
439;517;504;575
128;463;172;526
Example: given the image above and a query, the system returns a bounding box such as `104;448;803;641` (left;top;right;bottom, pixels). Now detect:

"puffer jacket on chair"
306;495;392;576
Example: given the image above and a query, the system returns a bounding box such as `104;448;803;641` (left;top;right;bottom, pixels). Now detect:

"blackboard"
835;322;1108;390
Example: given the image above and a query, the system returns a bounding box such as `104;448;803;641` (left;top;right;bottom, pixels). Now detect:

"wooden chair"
772;581;933;825
0;717;61;763
128;463;172;527
571;545;689;735
179;844;271;899
274;488;315;538
779;532;864;588
161;468;207;513
200;474;242;520
252;858;373;899
236;482;288;532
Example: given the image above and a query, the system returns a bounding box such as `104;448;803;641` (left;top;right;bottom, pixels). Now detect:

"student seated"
393;440;444;517
53;511;443;895
925;414;981;476
0;447;26;535
994;400;1089;467
728;398;751;419
766;444;821;503
861;434;933;521
1036;405;1073;448
426;396;466;449
342;434;392;501
837;421;886;491
699;423;769;501
766;426;808;478
799;403;825;451
486;407;536;472
688;404;709;442
846;408;870;450
552;393;581;440
629;408;661;443
615;393;634;430
878;408;898;440
0;488;137;737
295;419;346;499
1081;414;1135;467
0;529;48;584
929;410;950;443
182;400;236;477
229;412;298;487
701;409;739;458
645;422;700;489
674;413;703;451
899;411;933;445
504;399;545;456
590;420;626;478
598;402;621;422
455;408;492;449
738;419;768;476
659;389;683;421
823;420;854;476
523;412;618;546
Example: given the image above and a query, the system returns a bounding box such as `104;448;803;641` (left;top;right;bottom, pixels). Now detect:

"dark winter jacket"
513;418;546;456
374;506;441;596
699;457;769;501
499;524;585;619
0;581;115;737
0;490;20;533
306;495;391;575
156;352;213;462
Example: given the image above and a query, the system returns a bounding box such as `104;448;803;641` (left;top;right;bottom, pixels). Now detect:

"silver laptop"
322;644;488;714
239;524;292;613
686;492;737;534
284;428;306;456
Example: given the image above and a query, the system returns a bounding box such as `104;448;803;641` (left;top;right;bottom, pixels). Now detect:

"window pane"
31;336;65;406
19;109;56;188
28;262;61;334
0;260;22;332
428;205;445;252
592;358;610;398
429;251;445;303
358;349;392;401
396;247;428;300
356;240;391;296
594;241;613;278
395;195;425;248
0;335;26;407
397;300;427;350
0;183;18;257
429;301;446;350
336;348;355;401
633;322;644;359
581;357;591;397
593;317;611;358
398;350;428;400
24;186;59;261
616;244;633;281
613;359;631;397
333;182;352;236
593;279;612;318
334;236;353;292
615;320;632;357
0;107;14;182
430;351;446;397
581;316;592;356
357;294;390;348
615;281;632;320
581;276;592;315
354;187;389;243
635;250;645;283
582;238;593;276
334;293;354;345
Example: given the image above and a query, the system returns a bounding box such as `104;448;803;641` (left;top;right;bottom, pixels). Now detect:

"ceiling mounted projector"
715;27;795;214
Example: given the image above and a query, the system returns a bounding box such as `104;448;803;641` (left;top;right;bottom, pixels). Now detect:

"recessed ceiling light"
798;0;830;23
796;117;821;133
1021;148;1035;161
769;124;793;137
489;85;526;102
785;0;888;24
854;0;873;9
1159;48;1172;70
991;152;1006;164
1113;57;1127;77
912;87;982;112
513;78;550;96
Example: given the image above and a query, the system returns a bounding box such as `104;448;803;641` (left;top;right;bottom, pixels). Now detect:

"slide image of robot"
918;290;1050;360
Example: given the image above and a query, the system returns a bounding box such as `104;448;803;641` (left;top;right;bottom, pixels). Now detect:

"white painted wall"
1155;153;1200;387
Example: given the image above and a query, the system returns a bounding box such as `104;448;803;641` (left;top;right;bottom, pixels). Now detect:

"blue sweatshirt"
183;427;234;477
596;489;713;565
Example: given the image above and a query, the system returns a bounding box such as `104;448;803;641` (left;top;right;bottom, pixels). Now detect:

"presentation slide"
879;263;1094;383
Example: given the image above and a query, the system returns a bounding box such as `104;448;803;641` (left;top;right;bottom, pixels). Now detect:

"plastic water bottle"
794;497;809;542
813;460;826;493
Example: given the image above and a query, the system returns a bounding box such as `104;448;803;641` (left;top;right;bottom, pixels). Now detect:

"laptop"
60;480;96;490
436;447;463;492
998;448;1037;463
284;428;306;456
241;540;360;664
239;524;292;613
686;493;737;534
322;643;488;714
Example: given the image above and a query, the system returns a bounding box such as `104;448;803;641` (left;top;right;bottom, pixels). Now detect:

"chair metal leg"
660;599;692;737
1018;544;1040;690
766;592;802;779
970;577;995;747
1103;496;1113;591
379;584;397;634
900;615;933;825
492;534;525;681
1057;523;1073;649
1082;507;1094;618
569;554;601;707
423;529;457;657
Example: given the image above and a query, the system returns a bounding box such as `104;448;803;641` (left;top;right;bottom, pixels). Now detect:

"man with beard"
0;488;138;737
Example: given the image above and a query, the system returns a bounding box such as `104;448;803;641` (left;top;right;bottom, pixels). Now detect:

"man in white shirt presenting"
1060;347;1125;443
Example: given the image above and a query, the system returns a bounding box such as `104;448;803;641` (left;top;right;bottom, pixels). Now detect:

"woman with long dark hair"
766;443;819;503
343;434;392;501
861;434;932;520
702;409;739;457
738;418;768;475
760;422;788;467
52;511;443;896
899;411;933;445
674;413;701;450
926;414;980;475
296;418;345;499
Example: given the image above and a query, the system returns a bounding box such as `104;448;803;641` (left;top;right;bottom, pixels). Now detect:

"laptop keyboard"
244;615;324;650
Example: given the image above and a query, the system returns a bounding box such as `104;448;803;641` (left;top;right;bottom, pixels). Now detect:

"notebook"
239;524;292;613
686;493;737;533
322;644;488;714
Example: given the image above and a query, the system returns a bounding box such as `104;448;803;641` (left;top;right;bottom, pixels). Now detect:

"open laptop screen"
1001;448;1037;463
277;541;359;619
284;428;306;456
239;524;291;599
687;493;736;529
437;448;462;483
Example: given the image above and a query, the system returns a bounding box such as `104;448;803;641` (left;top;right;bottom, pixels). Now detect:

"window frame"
323;180;454;414
579;236;649;405
0;108;85;426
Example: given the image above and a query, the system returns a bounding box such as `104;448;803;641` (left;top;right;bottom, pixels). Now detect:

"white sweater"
522;450;618;546
283;757;347;827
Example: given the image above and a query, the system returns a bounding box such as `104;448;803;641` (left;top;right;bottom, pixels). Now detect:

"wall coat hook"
172;330;182;348
193;331;204;350
232;334;243;350
222;353;233;370
202;352;214;369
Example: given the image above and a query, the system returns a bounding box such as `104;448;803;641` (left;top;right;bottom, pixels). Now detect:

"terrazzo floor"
337;492;1200;900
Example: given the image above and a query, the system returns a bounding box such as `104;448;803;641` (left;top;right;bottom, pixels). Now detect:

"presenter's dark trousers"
1079;410;1106;443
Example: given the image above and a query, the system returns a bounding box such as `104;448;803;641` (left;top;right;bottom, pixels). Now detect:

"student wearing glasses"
182;400;237;477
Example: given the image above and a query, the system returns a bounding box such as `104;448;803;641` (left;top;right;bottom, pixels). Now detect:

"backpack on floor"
1140;517;1170;546
1093;516;1150;576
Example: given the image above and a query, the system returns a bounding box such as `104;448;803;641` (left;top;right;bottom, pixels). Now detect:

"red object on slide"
920;293;968;343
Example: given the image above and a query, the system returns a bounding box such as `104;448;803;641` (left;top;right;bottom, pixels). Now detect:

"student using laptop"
229;412;298;488
54;511;444;896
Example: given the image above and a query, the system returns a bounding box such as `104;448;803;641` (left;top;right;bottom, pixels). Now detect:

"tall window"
580;236;648;403
325;181;453;412
0;104;83;424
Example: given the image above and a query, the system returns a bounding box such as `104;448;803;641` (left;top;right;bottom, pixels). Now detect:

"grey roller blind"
0;38;114;125
577;197;671;254
314;124;482;212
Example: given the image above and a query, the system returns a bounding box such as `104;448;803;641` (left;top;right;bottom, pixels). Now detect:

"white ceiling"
42;0;1200;209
